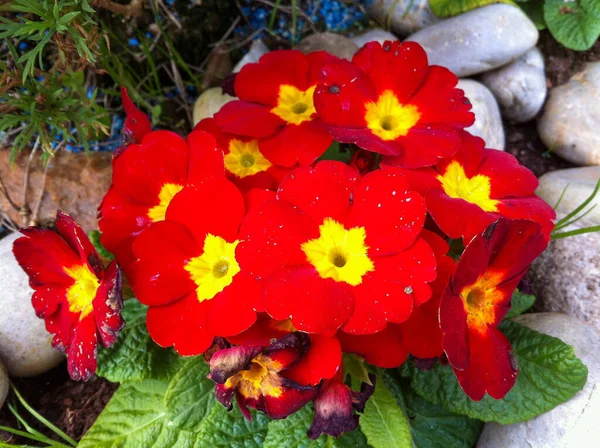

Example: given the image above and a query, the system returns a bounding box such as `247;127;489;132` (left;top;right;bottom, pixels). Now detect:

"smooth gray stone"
538;62;600;166
295;32;359;61
0;232;63;377
481;48;547;123
458;79;505;150
477;313;600;448
529;214;600;332
407;4;538;77
367;0;439;37
536;167;600;227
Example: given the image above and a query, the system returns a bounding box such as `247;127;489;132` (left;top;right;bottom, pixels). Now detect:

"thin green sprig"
551;180;600;240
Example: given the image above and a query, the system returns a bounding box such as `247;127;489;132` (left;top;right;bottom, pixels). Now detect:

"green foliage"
505;290;536;319
318;141;353;163
97;300;185;383
0;0;99;81
360;380;411;448
406;320;588;424
88;230;115;261
544;0;600;51
383;372;483;448
552;180;600;240
163;357;216;431
429;0;516;17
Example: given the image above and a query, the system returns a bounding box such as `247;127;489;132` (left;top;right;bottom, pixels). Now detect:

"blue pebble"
128;37;140;47
18;41;28;50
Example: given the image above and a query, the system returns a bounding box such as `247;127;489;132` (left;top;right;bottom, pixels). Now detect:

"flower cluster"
13;40;555;439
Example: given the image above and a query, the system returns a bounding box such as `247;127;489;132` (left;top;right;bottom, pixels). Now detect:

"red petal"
112;131;188;204
93;261;124;348
284;334;341;386
121;87;152;143
206;273;259;337
338;325;408;368
262;268;354;335
67;314;98;381
237;201;319;278
264;381;317;420
146;293;214;356
346;168;427;254
277;161;359;223
259;120;332;167
214;101;283;138
235;50;310;106
31;287;65;319
454;327;517;400
186;130;226;184
352;41;428;102
307;379;357;439
165;179;245;243
13;229;79;287
209;345;263;384
55;211;102;277
226;314;291;346
130;221;199;307
45;303;78;353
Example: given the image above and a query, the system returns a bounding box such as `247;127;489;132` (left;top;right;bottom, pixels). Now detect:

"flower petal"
67;314;98;382
337;325;408;368
93;261;124;348
284;334;341;386
55;211;102;277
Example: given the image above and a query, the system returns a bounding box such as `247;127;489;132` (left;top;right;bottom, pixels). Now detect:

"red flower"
239;161;437;336
209;333;319;420
12;211;124;381
337;230;454;367
99;130;224;271
120;87;152;145
440;219;548;400
129;179;260;356
308;372;375;439
194;118;290;191
214;50;335;167
314;41;474;168
390;131;556;243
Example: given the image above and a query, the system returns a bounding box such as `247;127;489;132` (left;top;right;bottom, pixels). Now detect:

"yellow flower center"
64;264;100;319
147;183;184;222
302;218;374;286
184;234;241;302
224;139;272;178
437;161;499;212
224;354;283;399
271;84;316;125
460;271;506;333
365;90;421;141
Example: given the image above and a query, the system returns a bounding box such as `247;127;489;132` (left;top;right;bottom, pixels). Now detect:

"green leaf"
383;372;482;448
429;0;516;18
79;380;196;448
407;320;588;424
164;357;216;431
519;0;547;30
505;290;536;319
544;0;600;51
343;354;373;387
97;300;185;383
194;404;270;448
264;405;370;448
360;380;411;448
318;141;353;163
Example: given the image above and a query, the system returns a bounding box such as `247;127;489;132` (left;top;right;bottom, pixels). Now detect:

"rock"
233;39;269;73
407;4;538;77
367;0;439;37
528;213;600;331
0;360;7;409
0;232;64;377
295;32;359;61
0;149;112;233
351;28;399;47
192;87;236;127
458;80;505;150
477;313;600;448
538;62;600;166
481;48;547;123
536;167;600;227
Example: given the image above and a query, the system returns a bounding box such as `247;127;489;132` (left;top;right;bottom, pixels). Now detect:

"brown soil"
1;30;600;445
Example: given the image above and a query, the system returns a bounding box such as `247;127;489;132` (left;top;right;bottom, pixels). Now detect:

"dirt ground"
1;30;599;445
